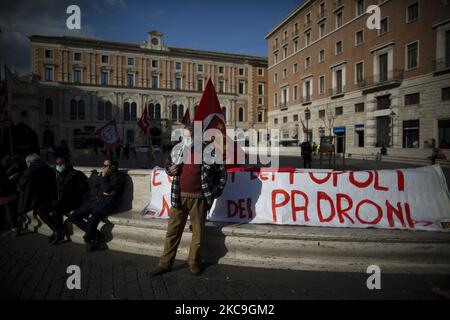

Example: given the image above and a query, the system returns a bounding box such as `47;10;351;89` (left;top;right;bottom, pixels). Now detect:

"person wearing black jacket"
17;154;57;229
37;155;89;245
70;158;125;252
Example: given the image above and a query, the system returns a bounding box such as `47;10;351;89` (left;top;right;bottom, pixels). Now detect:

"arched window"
178;105;184;122
70;99;77;120
45;98;53;116
124;102;130;121
105;101;113;120
238;107;244;122
171;104;178;121
155;103;161;119
97;101;105;120
221;106;227;122
78;100;85;120
148;103;154;120
130;102;137;120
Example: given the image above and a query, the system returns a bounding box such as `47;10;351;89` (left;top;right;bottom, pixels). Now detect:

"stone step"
25;210;450;275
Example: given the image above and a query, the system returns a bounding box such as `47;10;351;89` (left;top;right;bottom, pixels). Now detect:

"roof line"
265;0;313;39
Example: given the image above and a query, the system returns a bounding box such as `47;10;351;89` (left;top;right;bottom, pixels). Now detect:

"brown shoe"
150;265;171;276
189;264;201;276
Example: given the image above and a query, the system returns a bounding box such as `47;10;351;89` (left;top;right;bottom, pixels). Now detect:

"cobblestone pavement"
0;232;449;300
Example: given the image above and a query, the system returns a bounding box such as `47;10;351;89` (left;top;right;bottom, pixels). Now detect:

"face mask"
183;137;193;148
56;164;66;173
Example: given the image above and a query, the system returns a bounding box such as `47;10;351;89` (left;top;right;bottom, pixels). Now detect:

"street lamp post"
389;110;396;148
304;107;310;142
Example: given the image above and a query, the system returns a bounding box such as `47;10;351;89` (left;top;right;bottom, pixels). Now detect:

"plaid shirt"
165;143;228;209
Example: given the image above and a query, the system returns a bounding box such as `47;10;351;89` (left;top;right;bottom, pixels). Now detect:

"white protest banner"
142;165;450;232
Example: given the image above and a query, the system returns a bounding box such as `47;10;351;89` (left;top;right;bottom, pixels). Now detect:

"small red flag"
97;119;121;149
182;108;191;125
137;105;149;135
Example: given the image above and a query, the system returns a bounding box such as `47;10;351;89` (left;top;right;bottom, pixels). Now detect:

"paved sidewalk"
0;232;449;300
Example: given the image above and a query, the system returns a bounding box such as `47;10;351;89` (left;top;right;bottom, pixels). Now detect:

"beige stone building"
28;31;268;149
266;0;450;158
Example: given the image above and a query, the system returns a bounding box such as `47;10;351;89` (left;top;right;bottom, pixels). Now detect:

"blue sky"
0;0;304;74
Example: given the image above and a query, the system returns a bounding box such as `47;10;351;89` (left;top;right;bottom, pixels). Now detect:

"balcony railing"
281;37;289;45
317;10;327;21
304;20;312;30
280;102;288;110
301;95;312;104
273;43;279;51
292;29;300;38
433;58;450;72
334;0;344;10
330;85;346;97
358;69;404;88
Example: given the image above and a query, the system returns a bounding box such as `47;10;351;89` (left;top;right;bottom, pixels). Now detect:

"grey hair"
25;153;40;164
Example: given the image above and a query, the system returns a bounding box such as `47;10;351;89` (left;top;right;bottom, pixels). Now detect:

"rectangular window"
319;23;325;38
379;17;388;35
239;80;245;94
258;68;264;76
152;75;158;88
176;62;182;70
293;63;298;73
306;32;311;46
175;77;182;90
293;114;299;122
336;41;343;54
127;74;134;87
335;106;343;116
442;87;450;100
305;57;311;68
101;71;108;85
294;85;298;100
407;2;419;22
405;93;420;105
403;120;420;148
152;60;159;68
128;57;134;65
355;103;365;113
336;12;343;28
101;55;109;63
319;110;325;119
197;79;203;91
274;53;279;64
258;83;264;95
294;40;299;52
407;42;419;69
355;125;365;147
356;0;365;16
239;68;245;76
73;70;81;83
319;76;325;94
45;49;53;59
319;49;325;62
74;52;82;61
274;73;278;83
283;117;288;124
355;30;364;46
197;64;204;72
274;93;278;106
377;95;391;110
274;118;278;125
45;67;53;81
356;62;364;84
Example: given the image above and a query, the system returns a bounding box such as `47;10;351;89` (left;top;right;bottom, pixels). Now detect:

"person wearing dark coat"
300;140;313;169
0;156;26;233
17;154;57;225
70;158;125;252
37;155;89;245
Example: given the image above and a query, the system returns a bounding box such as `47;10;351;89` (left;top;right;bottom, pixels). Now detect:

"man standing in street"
300;140;313;169
151;123;228;276
37;155;89;245
70;158;125;252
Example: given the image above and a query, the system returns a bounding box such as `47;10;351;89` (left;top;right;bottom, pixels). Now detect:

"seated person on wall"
17;154;57;232
151;123;228;276
0;155;26;235
70;158;125;252
37;155;89;245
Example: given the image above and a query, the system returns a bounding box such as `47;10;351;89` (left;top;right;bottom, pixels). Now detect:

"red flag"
137;105;149;135
97;119;121;149
194;78;245;167
300;119;307;133
182;108;191;125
